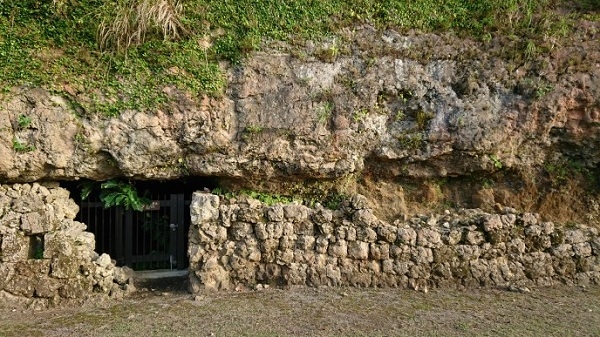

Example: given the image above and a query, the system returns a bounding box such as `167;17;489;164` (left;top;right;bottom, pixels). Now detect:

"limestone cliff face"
1;27;599;222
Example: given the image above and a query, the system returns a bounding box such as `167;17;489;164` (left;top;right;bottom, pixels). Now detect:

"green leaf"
101;179;121;189
80;182;95;200
114;194;126;206
100;193;117;208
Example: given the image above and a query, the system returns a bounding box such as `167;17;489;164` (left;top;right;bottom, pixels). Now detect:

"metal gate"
78;193;188;270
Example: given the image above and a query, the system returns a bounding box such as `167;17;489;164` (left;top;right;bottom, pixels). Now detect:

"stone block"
315;236;329;254
356;227;377;242
348;241;369;260
520;213;539;226
353;209;375;227
283;205;309;222
377;225;397;243
278;236;294;250
236;207;263;224
276;249;294;265
33;276;61;298
6;274;36;297
295;220;315;235
311;208;333;223
592;237;600;256
267;222;284;238
230;222;254;240
382;259;395;274
329;239;348;258
44;233;74;258
465;230;485;245
370;243;390;260
58;277;93;299
483;214;503;232
397;227;417;246
20;212;45;234
0;232;29;262
0;211;21;230
0;263;15;290
265;204;285;222
283;263;307;285
51;255;81;279
199;257;231;291
349;195;370;210
326;264;342;285
411;247;433;264
564;229;587;244
455;245;481;261
417;228;442;247
295;235;315;251
254;222;268;240
346;227;357;241
573;242;592;258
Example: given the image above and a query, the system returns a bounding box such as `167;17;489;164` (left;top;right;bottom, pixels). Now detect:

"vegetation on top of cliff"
0;0;598;116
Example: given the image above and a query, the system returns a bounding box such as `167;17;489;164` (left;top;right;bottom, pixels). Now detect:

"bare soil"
1;282;599;337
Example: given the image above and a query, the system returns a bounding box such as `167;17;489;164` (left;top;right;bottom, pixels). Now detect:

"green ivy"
0;0;594;118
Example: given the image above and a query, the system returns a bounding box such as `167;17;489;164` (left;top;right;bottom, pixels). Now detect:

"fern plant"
81;179;150;211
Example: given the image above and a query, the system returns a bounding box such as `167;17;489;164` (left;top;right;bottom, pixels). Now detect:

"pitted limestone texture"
188;192;600;292
0;183;134;309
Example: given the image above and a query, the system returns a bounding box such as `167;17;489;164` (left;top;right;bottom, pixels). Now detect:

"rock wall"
1;26;599;223
0;183;133;309
188;192;600;292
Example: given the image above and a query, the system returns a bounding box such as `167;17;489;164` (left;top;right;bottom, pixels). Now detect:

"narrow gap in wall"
61;177;218;272
28;234;44;260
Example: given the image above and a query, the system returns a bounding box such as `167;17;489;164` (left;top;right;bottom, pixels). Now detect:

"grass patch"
0;0;597;116
213;186;348;210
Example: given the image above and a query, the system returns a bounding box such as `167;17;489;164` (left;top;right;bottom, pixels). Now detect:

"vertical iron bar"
115;208;123;265
169;194;177;270
109;206;113;257
125;208;133;267
101;202;105;254
176;193;185;270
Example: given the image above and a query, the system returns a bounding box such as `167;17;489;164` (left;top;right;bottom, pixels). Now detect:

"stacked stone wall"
0;183;132;309
188;192;600;292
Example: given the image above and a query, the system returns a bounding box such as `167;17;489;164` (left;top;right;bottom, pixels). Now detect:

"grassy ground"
1;1;599;117
0;284;599;336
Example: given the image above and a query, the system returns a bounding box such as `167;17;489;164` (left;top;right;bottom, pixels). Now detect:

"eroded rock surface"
1;27;599;222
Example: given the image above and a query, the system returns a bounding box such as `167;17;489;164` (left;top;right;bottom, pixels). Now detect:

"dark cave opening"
61;177;218;271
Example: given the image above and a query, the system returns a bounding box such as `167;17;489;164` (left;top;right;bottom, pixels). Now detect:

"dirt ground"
1;280;599;337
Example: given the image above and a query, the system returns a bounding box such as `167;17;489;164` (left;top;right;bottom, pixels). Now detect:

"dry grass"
1;284;599;337
98;0;188;52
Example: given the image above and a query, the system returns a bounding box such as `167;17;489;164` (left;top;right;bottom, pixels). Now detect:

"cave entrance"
63;178;216;271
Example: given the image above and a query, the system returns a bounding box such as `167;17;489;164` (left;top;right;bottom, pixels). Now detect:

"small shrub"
245;125;263;134
17;114;32;129
489;154;503;169
415;110;434;130
353;108;369;122
318;102;333;124
397;132;424;150
12;137;35;152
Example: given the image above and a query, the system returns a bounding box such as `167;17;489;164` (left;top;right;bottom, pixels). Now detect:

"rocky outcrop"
0;183;134;309
188;192;600;292
0;26;599;222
